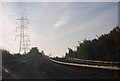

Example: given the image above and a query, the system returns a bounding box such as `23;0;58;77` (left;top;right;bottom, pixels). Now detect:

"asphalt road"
3;53;109;79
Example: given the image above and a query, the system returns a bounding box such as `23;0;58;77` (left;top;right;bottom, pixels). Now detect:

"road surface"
3;52;110;79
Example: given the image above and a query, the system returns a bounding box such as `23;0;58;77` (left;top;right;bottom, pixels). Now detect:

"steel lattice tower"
16;17;30;54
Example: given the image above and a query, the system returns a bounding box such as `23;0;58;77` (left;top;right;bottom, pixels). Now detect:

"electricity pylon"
16;17;30;54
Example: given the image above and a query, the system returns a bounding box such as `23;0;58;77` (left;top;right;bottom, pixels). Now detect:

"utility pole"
16;17;30;54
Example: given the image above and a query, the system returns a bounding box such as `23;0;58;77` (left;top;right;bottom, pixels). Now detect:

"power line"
19;2;23;17
18;2;27;19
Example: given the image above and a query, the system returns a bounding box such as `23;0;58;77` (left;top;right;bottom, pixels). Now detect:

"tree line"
1;47;44;63
65;26;120;62
2;49;26;63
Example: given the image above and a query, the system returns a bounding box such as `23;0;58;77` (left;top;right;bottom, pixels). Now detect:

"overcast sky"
0;1;118;57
